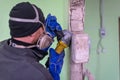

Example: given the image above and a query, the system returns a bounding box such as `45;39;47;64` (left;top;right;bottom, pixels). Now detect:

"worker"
0;2;72;80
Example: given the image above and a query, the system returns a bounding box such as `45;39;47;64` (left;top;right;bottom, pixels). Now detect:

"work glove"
49;48;65;80
55;30;72;54
45;14;62;38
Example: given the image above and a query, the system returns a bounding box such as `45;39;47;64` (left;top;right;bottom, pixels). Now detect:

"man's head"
9;2;45;44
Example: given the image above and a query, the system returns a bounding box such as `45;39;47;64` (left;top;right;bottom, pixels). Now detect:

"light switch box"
71;33;90;63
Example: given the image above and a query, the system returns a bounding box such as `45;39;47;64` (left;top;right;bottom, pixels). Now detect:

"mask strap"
9;40;36;48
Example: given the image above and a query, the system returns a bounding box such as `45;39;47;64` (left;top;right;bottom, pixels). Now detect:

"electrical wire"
97;0;105;54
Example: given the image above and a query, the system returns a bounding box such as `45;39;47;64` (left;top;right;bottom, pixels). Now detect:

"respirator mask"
36;29;53;50
9;5;53;50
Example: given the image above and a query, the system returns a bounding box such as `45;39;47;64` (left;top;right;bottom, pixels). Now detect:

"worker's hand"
49;48;65;80
45;14;62;38
55;30;72;54
61;30;72;46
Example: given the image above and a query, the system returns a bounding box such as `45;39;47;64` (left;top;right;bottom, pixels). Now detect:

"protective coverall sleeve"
49;48;65;80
